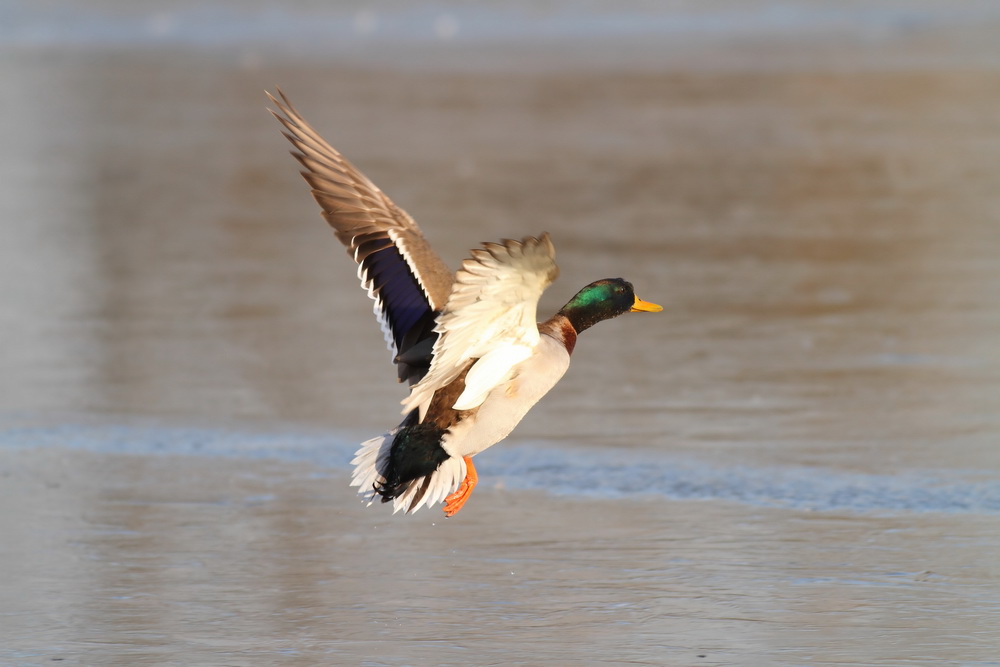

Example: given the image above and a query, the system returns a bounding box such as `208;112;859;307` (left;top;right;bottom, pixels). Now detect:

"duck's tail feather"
349;431;395;507
349;430;467;515
392;455;466;514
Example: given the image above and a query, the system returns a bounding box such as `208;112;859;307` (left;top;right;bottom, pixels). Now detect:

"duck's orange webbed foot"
443;457;478;517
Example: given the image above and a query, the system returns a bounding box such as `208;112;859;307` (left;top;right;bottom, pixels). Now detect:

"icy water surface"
2;1;1000;664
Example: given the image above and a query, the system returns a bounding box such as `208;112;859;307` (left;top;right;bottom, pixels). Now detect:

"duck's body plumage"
269;90;661;516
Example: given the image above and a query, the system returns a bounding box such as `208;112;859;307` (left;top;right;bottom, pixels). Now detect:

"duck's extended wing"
268;90;453;384
403;234;559;420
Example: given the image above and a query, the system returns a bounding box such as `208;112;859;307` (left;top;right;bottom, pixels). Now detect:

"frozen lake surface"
2;1;1000;664
3;418;999;515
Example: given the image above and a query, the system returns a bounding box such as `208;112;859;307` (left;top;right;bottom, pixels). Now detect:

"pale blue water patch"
4;1;1000;51
488;445;1000;515
1;416;998;515
0;415;357;467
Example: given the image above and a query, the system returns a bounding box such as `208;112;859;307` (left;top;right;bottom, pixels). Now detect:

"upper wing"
402;234;559;420
268;89;454;384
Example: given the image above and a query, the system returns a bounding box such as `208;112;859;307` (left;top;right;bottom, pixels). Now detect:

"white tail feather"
392;455;467;514
349;430;467;514
350;431;395;506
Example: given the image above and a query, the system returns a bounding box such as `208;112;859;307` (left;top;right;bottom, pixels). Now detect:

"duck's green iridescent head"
558;278;662;334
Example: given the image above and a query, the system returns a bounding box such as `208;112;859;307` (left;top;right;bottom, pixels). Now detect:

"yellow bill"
630;296;663;313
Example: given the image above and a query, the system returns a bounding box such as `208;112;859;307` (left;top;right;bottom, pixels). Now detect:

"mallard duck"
268;90;661;517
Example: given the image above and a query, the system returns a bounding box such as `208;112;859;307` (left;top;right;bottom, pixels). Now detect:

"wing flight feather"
403;234;558;419
268;89;453;383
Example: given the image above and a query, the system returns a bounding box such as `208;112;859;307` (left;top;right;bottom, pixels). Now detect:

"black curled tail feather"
374;423;450;501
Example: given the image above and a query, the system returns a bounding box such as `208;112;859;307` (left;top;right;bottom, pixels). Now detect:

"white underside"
349;333;571;514
442;335;570;459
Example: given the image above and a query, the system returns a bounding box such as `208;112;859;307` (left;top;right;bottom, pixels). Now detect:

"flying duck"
268;90;662;517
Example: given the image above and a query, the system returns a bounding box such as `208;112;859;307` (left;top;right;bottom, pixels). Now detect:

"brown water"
2;2;1000;664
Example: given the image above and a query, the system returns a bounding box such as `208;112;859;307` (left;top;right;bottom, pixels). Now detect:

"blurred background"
4;1;999;466
2;1;999;664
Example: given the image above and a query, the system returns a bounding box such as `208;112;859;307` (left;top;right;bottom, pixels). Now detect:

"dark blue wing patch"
365;244;434;354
